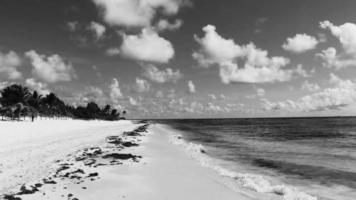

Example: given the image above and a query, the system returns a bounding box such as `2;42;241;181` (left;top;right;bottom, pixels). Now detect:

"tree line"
0;84;126;121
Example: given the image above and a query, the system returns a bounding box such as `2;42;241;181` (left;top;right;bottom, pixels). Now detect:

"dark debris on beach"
1;123;150;200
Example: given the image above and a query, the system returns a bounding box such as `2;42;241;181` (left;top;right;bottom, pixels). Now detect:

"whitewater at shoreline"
0;119;320;200
157;124;318;200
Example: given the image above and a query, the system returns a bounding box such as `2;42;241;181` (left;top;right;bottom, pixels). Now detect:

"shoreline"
0;120;317;200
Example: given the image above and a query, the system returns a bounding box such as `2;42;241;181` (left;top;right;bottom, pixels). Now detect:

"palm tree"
122;110;127;119
0;106;6;120
28;90;43;109
0;84;31;107
0;84;122;121
0;85;31;120
103;104;111;115
111;109;117;116
86;102;100;119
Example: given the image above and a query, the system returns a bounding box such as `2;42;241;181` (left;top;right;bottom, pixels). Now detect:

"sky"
1;0;356;119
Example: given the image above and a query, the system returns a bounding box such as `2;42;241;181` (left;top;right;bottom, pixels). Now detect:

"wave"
168;132;317;200
253;158;356;188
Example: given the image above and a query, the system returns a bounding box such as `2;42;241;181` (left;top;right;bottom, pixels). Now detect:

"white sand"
0;119;138;195
49;124;278;200
0;120;282;200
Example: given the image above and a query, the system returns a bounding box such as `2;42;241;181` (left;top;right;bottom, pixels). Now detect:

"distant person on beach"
31;113;35;122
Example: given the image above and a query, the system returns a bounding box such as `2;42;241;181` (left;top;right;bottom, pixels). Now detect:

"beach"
1;1;356;199
0;119;140;199
0;119;267;200
5;119;353;200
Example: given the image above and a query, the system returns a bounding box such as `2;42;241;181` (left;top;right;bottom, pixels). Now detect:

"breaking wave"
168;133;317;200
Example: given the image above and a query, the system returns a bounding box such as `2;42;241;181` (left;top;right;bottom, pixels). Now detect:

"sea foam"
168;133;317;200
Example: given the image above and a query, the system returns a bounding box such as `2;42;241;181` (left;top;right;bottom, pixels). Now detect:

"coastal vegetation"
0;84;124;121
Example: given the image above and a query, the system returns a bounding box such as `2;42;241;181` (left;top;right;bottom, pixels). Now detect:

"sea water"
153;117;356;200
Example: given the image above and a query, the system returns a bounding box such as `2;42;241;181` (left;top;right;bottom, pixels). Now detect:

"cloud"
0;51;22;80
208;94;226;100
92;0;189;28
92;65;102;77
25;78;50;95
155;19;183;32
317;33;327;43
187;80;196;93
25;50;77;83
120;28;174;63
87;21;106;40
142;64;182;83
320;20;356;55
193;25;303;83
282;33;318;53
0;82;9;90
153;89;177;100
67;21;107;47
129;96;138;106
302;80;320;92
105;47;120;56
295;64;312;78
263;74;356;112
74;86;106;106
109;78;123;104
67;21;79;32
167;99;239;115
134;77;150;92
218;56;292;84
254;17;268;34
208;94;217;100
316;47;356;69
247;87;265;99
317;21;356;69
193;25;243;67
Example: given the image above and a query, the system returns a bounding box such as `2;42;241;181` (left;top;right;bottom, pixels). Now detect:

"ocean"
152;117;356;200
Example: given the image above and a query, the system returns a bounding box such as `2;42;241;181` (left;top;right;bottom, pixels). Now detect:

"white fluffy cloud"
320;21;356;55
193;25;243;67
88;21;106;40
25;78;50;95
282;33;318;53
218;57;292;84
142;64;182;83
135;77;150;92
120;28;174;63
263;74;356;112
187;80;196;93
156;19;183;32
317;21;356;69
193;25;303;83
25;50;76;83
109;78;123;104
0;51;22;80
92;0;189;28
316;47;356;70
